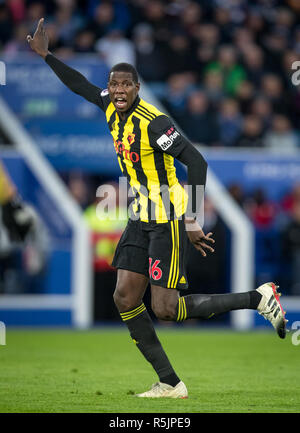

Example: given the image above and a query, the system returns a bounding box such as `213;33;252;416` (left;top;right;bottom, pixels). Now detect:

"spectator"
228;183;245;208
205;45;247;96
133;23;167;82
281;183;300;216
161;73;195;121
0;4;13;47
292;26;300;54
73;29;96;53
242;44;266;86
6;0;26;24
52;0;85;47
281;50;300;90
233;27;255;55
264;115;299;152
235;80;255;114
192;23;220;48
95;29;136;67
218;98;242;146
179;1;203;36
246;188;277;228
235;114;264;147
87;2;122;40
251;96;273;131
165;33;196;76
203;69;224;105
24;1;46;35
4;23;32;55
142;0;170;43
179;90;220;145
260;74;288;114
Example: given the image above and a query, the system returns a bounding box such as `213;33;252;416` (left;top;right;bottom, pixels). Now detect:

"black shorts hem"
112;265;149;279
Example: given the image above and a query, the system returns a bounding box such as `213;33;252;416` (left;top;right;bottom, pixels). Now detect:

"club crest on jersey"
127;133;135;145
156;127;180;151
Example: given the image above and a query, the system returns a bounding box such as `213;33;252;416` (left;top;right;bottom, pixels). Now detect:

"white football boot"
256;282;287;339
135;381;188;398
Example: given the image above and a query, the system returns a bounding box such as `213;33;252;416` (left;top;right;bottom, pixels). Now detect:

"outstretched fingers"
27;17;44;42
37;17;44;31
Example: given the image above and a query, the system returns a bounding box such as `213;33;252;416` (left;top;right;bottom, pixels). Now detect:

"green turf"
0;327;299;413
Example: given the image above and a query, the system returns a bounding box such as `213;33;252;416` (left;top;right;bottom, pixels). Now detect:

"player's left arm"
148;115;215;257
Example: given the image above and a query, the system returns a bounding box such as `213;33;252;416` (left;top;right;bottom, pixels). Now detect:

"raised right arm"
27;18;105;108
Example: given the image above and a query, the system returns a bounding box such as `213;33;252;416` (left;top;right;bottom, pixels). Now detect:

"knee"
113;283;142;312
113;285;130;311
151;299;177;321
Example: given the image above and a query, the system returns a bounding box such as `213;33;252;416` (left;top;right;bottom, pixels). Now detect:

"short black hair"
109;63;139;83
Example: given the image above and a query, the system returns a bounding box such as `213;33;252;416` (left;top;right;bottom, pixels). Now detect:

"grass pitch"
0;327;299;413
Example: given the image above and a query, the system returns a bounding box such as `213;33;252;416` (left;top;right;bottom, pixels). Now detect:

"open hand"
27;17;49;58
185;219;215;257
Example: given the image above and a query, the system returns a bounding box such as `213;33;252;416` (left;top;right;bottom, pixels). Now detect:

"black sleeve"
177;142;208;219
45;53;111;112
148;114;208;218
148;115;187;157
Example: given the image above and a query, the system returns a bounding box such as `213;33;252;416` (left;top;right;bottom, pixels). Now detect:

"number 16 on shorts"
149;258;162;281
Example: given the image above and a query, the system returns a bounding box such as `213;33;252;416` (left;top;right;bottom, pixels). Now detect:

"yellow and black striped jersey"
45;54;197;223
101;94;188;223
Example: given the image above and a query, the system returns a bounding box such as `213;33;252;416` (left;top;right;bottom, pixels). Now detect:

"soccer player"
0;160;34;241
27;18;287;398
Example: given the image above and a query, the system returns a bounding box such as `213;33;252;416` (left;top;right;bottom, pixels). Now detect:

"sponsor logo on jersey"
101;89;109;96
114;139;140;163
156;127;180;151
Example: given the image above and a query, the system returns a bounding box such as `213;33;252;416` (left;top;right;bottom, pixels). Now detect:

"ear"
136;82;141;92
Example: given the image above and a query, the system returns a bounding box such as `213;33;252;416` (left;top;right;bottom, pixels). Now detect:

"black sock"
176;291;262;321
120;303;180;387
248;290;262;309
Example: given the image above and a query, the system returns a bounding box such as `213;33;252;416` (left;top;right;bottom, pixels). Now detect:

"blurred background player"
0;160;34;242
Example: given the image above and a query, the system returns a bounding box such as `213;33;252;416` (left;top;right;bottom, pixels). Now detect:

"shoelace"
149;382;166;395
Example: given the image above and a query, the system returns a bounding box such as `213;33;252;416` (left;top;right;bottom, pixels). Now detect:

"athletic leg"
175;291;262;322
150;283;261;322
113;269;181;386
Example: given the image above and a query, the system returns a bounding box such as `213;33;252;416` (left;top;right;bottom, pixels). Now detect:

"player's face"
108;72;140;113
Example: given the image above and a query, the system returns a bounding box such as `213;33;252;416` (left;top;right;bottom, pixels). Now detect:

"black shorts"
112;218;190;290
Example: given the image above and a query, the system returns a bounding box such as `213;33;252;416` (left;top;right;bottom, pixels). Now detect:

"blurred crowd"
0;0;300;149
228;181;300;294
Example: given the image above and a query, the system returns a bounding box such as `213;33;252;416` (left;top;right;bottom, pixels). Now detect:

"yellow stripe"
120;303;145;318
171;220;179;288
105;102;116;120
170;221;177;288
120;304;146;320
177;298;182;322
168;221;174;287
171;221;177;288
122;306;146;321
174;220;180;288
182;297;187;321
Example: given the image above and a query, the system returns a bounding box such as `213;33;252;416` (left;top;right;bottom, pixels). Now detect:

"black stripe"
108;110;116;131
131;116;152;220
137;104;156;120
135;108;153;122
